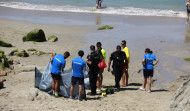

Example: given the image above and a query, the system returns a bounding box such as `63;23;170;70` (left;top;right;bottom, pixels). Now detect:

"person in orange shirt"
121;40;130;86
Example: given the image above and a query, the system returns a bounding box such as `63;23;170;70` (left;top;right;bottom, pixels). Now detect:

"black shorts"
71;76;84;85
51;73;61;80
143;69;154;78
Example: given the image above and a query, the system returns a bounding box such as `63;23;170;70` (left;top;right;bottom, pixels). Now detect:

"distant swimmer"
96;0;103;9
186;0;190;24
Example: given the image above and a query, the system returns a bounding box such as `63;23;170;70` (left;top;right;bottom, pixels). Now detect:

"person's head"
188;0;190;2
116;45;121;53
64;51;70;59
150;50;153;54
78;50;84;57
121;40;126;48
96;49;103;58
90;45;95;52
96;42;102;50
145;48;150;54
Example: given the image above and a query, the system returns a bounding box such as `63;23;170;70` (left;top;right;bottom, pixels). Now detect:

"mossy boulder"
0;52;9;69
9;49;29;57
98;25;114;30
184;58;190;61
23;29;46;42
48;35;58;42
0;40;12;47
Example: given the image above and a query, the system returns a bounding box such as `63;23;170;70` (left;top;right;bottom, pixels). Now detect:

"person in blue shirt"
70;50;86;101
140;48;158;93
51;51;70;97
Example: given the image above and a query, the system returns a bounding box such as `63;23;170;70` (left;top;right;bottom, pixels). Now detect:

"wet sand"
0;6;190;111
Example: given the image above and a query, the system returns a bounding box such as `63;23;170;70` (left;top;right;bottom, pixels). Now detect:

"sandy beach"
0;6;190;111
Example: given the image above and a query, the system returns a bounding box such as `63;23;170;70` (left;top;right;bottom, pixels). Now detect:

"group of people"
50;40;158;101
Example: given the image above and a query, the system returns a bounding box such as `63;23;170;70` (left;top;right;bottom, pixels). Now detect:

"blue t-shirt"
143;53;157;70
72;57;86;77
51;54;66;75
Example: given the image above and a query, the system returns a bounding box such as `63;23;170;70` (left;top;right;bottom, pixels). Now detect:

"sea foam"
0;2;186;18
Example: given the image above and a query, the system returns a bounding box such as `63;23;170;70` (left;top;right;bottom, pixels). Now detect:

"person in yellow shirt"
121;40;130;86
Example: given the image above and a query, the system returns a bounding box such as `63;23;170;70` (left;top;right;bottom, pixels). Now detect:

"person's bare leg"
148;76;152;91
70;84;75;98
100;75;103;89
52;78;55;94
187;13;189;24
55;79;59;96
79;85;83;99
121;72;126;86
96;77;101;91
143;77;147;89
99;1;101;8
96;4;98;9
125;67;129;85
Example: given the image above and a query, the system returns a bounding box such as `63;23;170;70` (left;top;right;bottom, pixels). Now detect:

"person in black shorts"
86;45;101;95
51;51;70;97
70;50;86;101
140;48;158;93
108;45;127;92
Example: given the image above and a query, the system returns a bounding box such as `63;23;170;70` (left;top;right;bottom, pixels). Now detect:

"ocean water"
0;0;187;17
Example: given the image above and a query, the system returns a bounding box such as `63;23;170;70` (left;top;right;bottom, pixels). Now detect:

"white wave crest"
0;1;186;18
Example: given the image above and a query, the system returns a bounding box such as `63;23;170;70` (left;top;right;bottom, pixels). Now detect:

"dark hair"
122;40;126;44
78;50;84;57
145;48;150;53
90;45;95;50
64;51;70;57
96;49;103;58
150;50;153;54
96;42;102;46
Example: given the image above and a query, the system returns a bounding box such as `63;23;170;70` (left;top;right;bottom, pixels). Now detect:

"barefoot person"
121;40;130;86
108;45;127;92
51;51;70;97
70;50;86;101
140;48;158;93
96;42;106;93
186;0;190;24
96;0;103;9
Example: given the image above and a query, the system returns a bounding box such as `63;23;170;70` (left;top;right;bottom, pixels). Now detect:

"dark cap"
116;45;121;50
90;45;95;50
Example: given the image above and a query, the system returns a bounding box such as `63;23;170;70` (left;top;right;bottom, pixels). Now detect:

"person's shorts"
71;76;84;85
143;69;154;78
96;0;101;4
187;9;190;13
123;63;128;72
51;73;61;80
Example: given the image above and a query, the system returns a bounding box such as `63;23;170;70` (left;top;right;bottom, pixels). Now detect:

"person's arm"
153;59;159;66
86;60;92;65
107;59;112;72
142;59;145;66
108;53;113;72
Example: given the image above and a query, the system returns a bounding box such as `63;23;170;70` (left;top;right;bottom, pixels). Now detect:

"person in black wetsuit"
86;45;101;95
108;45;127;92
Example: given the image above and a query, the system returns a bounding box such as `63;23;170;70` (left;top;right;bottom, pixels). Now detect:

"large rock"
0;40;12;47
48;35;58;42
0;51;9;69
23;29;46;42
9;49;29;57
169;79;190;111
